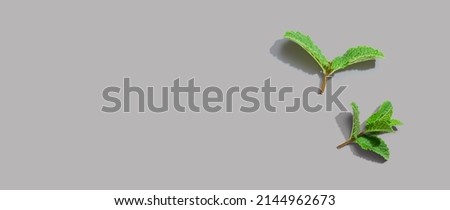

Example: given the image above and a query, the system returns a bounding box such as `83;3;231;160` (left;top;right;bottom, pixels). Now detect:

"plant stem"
337;138;354;149
319;73;329;94
337;131;366;149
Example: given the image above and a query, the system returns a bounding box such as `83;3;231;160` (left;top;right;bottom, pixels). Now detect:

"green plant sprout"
284;31;384;94
337;101;403;160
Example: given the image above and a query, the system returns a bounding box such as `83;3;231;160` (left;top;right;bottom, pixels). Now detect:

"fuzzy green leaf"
390;119;403;126
350;102;360;139
365;120;394;134
355;135;390;160
284;31;330;72
331;46;384;72
365;101;396;134
366;101;393;126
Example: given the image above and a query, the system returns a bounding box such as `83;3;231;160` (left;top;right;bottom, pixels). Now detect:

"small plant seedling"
284;31;384;94
337;101;403;160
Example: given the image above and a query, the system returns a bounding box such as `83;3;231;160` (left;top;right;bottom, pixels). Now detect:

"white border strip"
1;190;449;210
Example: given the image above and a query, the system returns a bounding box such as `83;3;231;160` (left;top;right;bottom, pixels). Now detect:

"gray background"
0;0;448;189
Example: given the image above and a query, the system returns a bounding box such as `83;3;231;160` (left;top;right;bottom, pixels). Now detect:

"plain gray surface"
0;0;448;189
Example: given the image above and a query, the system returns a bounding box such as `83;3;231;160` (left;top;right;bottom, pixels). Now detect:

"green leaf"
284;31;330;72
350;102;360;139
330;46;384;72
365;120;394;134
366;101;393;126
390;119;403;126
355;135;390;160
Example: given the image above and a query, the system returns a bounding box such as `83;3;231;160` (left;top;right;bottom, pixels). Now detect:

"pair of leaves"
365;101;403;135
348;101;403;160
284;31;384;75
